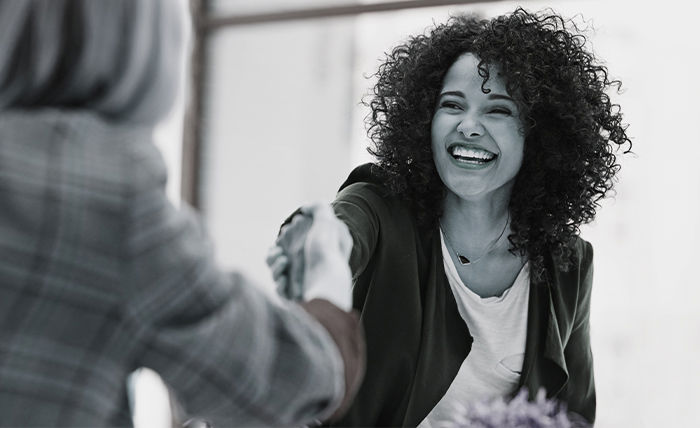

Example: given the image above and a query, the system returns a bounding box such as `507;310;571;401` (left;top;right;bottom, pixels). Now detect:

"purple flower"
441;388;591;428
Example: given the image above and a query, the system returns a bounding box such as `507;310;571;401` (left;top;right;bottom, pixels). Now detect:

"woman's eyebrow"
438;91;514;103
438;90;465;98
488;93;516;102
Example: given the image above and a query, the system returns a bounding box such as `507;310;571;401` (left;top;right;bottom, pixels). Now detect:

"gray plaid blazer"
0;110;344;427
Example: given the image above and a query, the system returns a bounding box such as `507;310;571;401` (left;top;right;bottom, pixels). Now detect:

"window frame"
181;0;503;207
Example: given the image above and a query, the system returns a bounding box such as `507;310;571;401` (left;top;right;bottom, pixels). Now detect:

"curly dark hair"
366;7;631;280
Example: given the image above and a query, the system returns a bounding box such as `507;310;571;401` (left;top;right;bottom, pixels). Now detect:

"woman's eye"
440;101;462;110
489;108;512;116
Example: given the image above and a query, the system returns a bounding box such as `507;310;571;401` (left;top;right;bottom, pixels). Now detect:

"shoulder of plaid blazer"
328;163;595;427
0;110;354;427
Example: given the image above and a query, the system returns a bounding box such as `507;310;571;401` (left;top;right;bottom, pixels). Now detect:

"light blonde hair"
0;0;185;125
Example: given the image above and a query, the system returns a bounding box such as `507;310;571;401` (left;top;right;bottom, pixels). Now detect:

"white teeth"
450;146;496;161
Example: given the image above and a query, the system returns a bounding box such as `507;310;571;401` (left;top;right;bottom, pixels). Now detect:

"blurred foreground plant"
442;389;591;428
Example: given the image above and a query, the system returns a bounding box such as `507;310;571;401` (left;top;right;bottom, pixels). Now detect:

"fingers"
278;211;305;240
268;245;292;298
275;203;353;306
279;203;352;265
275;276;289;298
276;211;313;252
266;245;289;275
265;245;285;267
270;254;289;280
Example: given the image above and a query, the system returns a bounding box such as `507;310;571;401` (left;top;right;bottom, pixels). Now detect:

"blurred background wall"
148;0;700;426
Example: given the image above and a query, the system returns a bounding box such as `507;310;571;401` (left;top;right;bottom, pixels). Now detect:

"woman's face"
431;53;525;204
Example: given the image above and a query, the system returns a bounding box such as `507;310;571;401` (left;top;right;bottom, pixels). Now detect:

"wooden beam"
180;0;208;208
204;0;495;30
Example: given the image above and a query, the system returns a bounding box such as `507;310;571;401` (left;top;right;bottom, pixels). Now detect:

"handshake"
267;204;354;310
267;204;364;422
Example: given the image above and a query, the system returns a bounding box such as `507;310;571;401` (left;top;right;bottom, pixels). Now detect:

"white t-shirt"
418;230;530;428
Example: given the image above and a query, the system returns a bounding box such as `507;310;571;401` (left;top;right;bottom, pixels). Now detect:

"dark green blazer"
330;164;595;427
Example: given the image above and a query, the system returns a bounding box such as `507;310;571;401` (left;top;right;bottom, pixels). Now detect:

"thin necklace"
440;213;510;266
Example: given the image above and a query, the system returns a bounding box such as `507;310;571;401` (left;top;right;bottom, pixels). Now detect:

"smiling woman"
431;53;525;206
270;7;631;427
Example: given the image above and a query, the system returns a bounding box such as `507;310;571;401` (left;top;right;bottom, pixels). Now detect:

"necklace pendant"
457;254;471;265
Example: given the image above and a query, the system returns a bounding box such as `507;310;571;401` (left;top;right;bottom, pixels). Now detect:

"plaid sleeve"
121;142;345;426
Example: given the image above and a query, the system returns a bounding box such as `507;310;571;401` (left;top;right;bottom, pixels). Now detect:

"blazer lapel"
402;227;472;427
519;266;568;399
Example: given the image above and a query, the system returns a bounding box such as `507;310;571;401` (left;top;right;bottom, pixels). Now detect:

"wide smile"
447;143;498;169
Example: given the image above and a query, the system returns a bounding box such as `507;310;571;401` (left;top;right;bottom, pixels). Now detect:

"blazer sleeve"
562;240;596;423
331;183;383;282
120;143;346;427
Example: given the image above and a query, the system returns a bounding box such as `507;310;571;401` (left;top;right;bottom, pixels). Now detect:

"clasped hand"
266;204;353;311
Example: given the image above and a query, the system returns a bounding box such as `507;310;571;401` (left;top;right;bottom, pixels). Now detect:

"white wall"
201;17;357;292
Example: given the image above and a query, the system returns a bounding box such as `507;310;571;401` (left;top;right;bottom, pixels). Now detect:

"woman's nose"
456;114;485;138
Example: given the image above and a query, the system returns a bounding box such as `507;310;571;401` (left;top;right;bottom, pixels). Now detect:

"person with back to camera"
270;7;631;427
0;0;365;426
